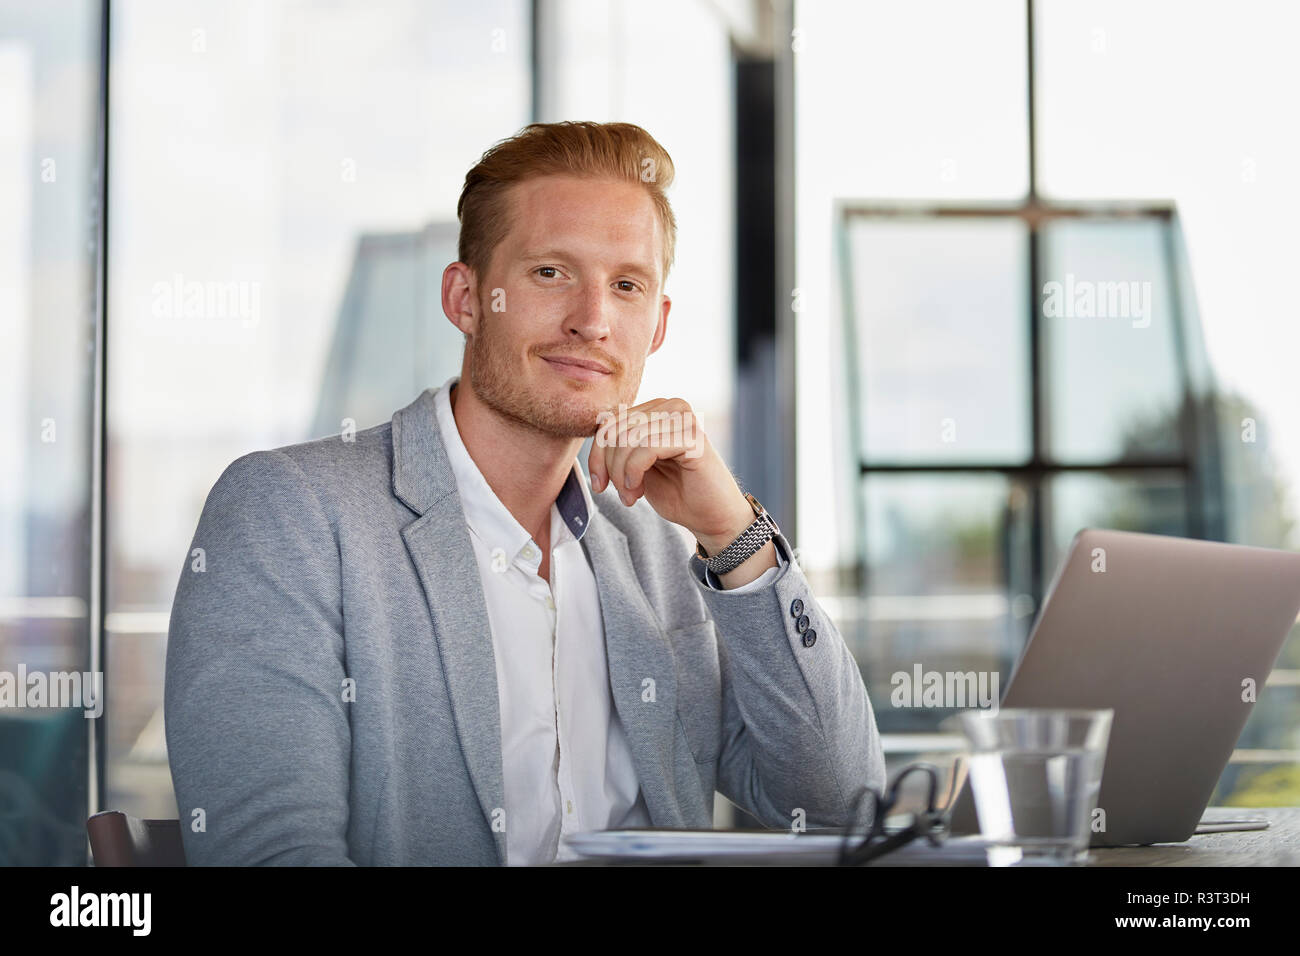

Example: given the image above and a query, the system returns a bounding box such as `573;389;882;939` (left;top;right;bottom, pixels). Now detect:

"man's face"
462;173;670;438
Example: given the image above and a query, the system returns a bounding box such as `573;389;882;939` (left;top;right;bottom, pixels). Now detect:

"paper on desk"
562;828;994;864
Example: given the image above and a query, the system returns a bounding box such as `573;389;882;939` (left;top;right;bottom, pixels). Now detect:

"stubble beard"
466;300;643;439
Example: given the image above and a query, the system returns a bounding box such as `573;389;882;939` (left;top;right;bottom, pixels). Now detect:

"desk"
1084;807;1300;866
560;807;1300;865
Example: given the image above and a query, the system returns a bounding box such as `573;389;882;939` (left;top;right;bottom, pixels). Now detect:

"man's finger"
588;413;617;492
623;445;664;493
606;443;636;504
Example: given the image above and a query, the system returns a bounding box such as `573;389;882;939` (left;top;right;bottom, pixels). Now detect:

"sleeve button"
790;598;804;618
795;614;810;633
801;628;817;648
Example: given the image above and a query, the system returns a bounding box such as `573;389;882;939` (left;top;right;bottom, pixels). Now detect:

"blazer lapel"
580;511;687;826
391;387;507;865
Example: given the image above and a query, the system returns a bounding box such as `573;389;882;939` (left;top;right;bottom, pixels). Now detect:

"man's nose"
566;280;611;340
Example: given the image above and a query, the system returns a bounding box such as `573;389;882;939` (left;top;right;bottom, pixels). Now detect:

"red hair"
457;121;677;282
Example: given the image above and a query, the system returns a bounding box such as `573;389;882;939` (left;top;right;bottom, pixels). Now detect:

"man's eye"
615;280;639;293
536;266;559;278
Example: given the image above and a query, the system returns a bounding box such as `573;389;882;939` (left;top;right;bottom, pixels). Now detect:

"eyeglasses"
837;762;957;866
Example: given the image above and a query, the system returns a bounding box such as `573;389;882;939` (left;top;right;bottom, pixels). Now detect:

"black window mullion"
1028;218;1045;610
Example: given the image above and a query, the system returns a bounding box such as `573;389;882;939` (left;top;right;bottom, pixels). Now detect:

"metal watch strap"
695;493;778;576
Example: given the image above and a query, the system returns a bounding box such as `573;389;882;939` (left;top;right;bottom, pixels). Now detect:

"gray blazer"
164;385;886;865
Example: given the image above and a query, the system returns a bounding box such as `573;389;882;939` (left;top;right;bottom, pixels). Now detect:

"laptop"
948;528;1300;846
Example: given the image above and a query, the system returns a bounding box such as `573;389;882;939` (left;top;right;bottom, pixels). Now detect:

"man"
165;120;886;866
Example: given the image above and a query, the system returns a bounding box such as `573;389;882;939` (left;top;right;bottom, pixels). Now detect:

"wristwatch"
695;493;780;576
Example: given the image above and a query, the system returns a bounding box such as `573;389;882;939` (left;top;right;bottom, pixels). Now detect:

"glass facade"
0;0;101;865
800;0;1300;806
103;0;534;820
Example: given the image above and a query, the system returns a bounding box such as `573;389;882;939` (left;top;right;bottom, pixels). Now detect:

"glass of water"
958;708;1113;866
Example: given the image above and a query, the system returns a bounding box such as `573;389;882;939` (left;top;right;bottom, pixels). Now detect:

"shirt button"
545;595;555;610
490;548;508;573
522;544;536;560
566;800;573;814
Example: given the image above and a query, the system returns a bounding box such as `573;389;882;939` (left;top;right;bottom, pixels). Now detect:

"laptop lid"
948;528;1300;846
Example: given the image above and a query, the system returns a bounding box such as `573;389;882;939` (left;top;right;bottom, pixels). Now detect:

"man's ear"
442;262;479;336
647;293;670;356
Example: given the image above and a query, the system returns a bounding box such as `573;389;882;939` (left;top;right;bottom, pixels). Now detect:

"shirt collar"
433;376;593;561
557;452;594;543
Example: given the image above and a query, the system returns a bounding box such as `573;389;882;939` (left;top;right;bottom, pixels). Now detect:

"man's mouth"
540;354;614;381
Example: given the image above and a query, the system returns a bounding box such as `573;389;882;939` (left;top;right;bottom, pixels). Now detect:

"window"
105;0;532;818
0;0;101;865
798;0;1300;803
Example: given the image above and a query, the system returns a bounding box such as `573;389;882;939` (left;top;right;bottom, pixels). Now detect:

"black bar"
732;57;788;525
840;203;1175;221
91;0;112;822
1159;219;1205;540
529;0;541;123
1028;221;1044;611
861;460;1194;475
1027;0;1037;202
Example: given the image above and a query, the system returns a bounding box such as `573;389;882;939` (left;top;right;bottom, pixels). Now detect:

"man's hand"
586;398;777;588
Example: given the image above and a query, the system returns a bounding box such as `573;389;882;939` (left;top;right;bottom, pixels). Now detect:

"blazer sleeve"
164;449;356;865
688;531;887;830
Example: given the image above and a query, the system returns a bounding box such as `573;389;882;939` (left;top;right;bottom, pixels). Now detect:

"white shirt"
434;377;782;865
435;379;649;864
